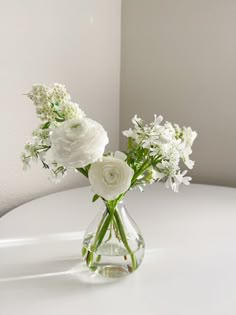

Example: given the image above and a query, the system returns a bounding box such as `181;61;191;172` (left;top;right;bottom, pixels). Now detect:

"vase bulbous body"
82;201;145;278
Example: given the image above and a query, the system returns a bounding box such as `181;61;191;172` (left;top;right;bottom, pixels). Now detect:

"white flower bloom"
122;114;197;191
123;114;175;150
51;83;71;105
153;114;163;127
50;117;109;168
28;84;51;107
159;131;172;144
23;88;197;195
60;102;85;120
28;83;71;108
178;141;195;169
27;83;80;122
132;115;143;127
165;170;192;192
153;170;166;180
182;127;197;148
122;128;134;138
183;155;195;169
88;156;134;200
173;170;192;192
175;170;191;185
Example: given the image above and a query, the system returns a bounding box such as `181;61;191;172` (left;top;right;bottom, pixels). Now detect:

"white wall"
120;0;236;188
0;0;121;216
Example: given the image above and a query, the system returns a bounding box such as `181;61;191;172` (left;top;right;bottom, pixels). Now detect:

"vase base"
95;264;130;278
83;241;145;278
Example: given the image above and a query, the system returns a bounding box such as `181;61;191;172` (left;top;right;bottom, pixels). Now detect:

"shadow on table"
0;258;127;300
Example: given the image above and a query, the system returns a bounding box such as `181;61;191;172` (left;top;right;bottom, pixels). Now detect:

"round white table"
0;183;236;315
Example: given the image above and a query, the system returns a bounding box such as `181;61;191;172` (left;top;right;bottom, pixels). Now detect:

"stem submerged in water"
113;210;138;271
83;199;138;273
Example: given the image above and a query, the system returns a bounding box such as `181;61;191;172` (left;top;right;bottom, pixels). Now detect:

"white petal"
114;151;127;161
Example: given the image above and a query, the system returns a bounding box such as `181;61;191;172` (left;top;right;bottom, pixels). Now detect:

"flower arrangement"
21;83;197;276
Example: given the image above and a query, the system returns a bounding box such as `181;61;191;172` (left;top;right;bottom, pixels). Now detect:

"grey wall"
0;0;121;216
120;0;236;187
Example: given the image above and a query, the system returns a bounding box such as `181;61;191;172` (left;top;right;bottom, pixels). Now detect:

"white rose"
88;156;134;200
50;117;109;168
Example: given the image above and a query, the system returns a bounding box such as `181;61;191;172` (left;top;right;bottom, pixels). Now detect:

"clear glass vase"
82;200;145;278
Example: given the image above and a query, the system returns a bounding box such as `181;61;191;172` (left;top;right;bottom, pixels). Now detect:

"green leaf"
55;117;65;123
55;111;64;118
92;194;100;202
41;121;50;129
76;167;88;178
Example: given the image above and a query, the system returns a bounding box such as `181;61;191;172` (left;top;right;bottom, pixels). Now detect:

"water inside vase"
83;232;145;278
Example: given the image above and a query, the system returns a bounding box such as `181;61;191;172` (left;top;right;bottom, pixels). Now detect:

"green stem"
91;205;114;251
85;197;138;272
131;160;150;187
92;214;112;250
105;221;113;243
113;217;121;241
95;208;109;238
114;210;137;271
82;208;109;262
76;167;88;178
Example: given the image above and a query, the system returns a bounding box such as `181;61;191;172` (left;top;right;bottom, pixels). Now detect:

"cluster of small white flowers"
28;85;51;107
49;162;67;184
60;101;85;120
22;84;85;180
21;152;31;171
123;115;197;192
27;83;84;122
32;128;50;144
28;83;70;106
22;83;108;184
21;142;48;172
36;103;58;122
22;83;197;198
21;139;69;181
50;83;70;105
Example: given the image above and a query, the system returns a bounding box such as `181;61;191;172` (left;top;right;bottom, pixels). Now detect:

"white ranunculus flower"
50;117;109;168
88;156;134;200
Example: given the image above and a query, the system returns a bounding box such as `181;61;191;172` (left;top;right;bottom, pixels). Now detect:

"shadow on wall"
0;0;121;216
120;0;236;188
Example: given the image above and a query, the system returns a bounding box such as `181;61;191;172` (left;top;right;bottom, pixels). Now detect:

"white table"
0;183;236;315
